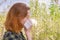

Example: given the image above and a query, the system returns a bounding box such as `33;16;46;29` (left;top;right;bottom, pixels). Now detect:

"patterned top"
3;31;26;40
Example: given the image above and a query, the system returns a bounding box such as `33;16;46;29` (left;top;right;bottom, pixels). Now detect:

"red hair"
5;3;30;34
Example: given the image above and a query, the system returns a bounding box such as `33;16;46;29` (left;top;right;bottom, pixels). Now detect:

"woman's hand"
24;27;32;40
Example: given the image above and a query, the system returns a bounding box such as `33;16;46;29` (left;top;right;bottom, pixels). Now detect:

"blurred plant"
30;0;60;40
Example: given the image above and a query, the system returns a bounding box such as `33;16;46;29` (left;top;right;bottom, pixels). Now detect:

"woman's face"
20;10;30;25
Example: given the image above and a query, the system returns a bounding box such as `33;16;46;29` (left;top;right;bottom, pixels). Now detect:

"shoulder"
3;31;18;40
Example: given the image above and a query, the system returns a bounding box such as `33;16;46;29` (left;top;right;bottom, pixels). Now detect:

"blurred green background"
0;0;60;40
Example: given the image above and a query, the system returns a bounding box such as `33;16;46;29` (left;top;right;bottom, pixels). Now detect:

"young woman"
3;3;32;40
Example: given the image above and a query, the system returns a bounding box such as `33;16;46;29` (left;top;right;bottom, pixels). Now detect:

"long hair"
5;3;30;34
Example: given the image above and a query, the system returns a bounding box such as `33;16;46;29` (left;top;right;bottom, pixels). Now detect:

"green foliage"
0;14;5;40
49;4;60;21
30;0;60;40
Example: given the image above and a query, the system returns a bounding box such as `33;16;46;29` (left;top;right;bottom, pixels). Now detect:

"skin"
20;10;32;40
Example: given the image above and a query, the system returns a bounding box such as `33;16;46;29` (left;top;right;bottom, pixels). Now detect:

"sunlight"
30;18;37;26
